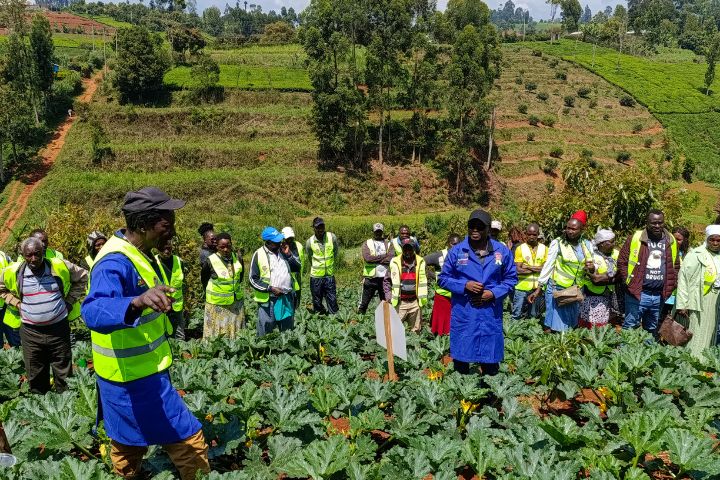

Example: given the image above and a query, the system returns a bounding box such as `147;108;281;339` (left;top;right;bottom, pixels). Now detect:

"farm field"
164;64;312;91
2;287;720;479
530;40;720;184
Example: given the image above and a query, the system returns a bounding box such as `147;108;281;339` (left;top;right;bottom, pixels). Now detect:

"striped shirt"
20;264;68;326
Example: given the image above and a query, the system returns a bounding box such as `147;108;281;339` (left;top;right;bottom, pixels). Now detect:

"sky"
192;0;626;21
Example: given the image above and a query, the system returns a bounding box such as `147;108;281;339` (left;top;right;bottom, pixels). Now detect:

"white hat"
281;227;295;239
491;220;502;230
373;222;384;231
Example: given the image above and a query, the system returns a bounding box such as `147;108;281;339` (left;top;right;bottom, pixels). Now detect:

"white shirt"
374;240;388;278
712;252;720;288
268;250;292;293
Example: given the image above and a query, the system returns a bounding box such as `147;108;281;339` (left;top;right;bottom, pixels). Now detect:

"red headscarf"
570;210;587;225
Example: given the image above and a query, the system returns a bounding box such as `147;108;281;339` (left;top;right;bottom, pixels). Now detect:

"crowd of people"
0;186;719;479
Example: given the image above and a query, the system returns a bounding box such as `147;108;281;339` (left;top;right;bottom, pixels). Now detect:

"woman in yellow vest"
580;229;619;328
529;211;595;332
201;232;244;339
79;231;107;270
156;239;185;340
676;225;720;358
82;187;209;479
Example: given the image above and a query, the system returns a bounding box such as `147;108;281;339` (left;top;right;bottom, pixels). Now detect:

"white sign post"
374;301;407;381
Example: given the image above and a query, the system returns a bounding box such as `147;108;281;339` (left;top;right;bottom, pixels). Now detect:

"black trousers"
20;318;72;394
358;277;386;314
310;277;338;314
453;360;500;376
168;311;186;341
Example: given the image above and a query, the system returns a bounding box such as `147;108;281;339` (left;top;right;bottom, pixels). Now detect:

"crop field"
2;286;720;479
490;45;667;199
164;65;312;91
529;40;720;184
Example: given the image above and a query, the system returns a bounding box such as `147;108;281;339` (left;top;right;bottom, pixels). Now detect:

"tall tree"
113;26;170;103
29;13;54;120
705;32;720;94
561;0;582;31
446;0;491;32
581;5;592;23
202;6;223;36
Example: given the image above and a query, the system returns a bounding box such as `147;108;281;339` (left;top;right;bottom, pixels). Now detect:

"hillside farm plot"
164;64;312;91
529;40;720;184
491;45;666;199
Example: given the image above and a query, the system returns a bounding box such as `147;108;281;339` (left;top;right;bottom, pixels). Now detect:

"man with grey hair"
0;236;87;393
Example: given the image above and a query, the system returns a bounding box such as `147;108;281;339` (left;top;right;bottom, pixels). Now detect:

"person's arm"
616;236;631;285
63;260;88;305
514;247;532;275
305;238;313;267
283;246;301;272
487;247;519;302
384;243;394;264
200;261;212;290
424;251;442;270
676;250;700;312
0;270;20;309
81;257;146;334
362;241;386;264
383;267;392;302
248;251;271;292
438;249;469;296
537;240;559;287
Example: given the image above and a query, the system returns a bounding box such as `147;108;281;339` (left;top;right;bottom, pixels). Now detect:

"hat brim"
264;234;285;243
156;198;186;210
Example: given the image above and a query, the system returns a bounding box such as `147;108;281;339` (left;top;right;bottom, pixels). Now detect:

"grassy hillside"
529;40;720;183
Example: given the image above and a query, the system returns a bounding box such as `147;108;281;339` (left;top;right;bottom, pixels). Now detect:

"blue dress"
438;237;518;363
81;244;201;447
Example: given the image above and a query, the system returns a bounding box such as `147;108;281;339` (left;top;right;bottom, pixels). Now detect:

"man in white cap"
490;220;503;241
358;223;393;314
282;227;305;309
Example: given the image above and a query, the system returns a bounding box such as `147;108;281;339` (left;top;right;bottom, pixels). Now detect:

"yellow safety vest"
362;239;389;278
0;252;10;309
627;230;678;285
84;255;95;269
585;248;620;295
206;253;243;305
45;248;64;260
552;239;593;288
392;237;418;255
701;249;719;295
390;255;428;307
516;243;547;291
309;233;335;277
252;247;272;303
2;258;71;329
155;255;184;312
88;234;173;383
290;241;304;292
434;248;452;298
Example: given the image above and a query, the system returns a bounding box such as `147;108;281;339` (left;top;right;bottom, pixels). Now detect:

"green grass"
208;44;307;67
87;15;133;29
528;40;720;183
164;64;312;91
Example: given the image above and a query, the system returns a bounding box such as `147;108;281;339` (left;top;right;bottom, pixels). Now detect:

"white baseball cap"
373;223;384;232
491;220;502;230
281;227;295;239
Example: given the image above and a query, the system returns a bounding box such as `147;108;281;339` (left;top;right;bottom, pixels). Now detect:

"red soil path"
0;11;115;35
0;72;101;246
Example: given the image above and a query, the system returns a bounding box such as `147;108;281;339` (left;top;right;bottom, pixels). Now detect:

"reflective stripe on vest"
552;239;592;288
155;255;184;312
310;234;335;277
206;253;243;305
434;249;452;298
253;247;272;303
390;255;428;307
3;259;71;328
290;241;304;291
85;255;95;269
88;234;173;383
363;239;389;278
516;243;547;291
627;230;678;285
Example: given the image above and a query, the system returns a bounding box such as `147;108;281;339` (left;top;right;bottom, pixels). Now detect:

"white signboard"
374;301;407;361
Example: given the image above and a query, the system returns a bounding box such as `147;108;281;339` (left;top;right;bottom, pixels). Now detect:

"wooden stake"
0;420;11;454
383;301;397;381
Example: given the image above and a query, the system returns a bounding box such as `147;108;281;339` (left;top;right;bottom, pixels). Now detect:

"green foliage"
524;80;537;91
563;95;575;107
632;123;643;134
560;0;582;32
528;114;540;126
619;95;636;107
537;91;549;101
260;21;297;46
555;70;567;80
541;115;556;127
167;25;206;65
644;138;653;148
113;26;170;104
577;86;591;98
616;150;631;162
531;48;542;57
542;157;559;173
29;13;54;96
705;33;720;95
518;103;528;114
527;131;535;141
549;146;564;158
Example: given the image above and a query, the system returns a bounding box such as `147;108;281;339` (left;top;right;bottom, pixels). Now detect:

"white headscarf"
705;224;720;239
593;229;615;246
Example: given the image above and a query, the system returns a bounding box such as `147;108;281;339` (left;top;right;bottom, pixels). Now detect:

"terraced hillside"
491;45;666;199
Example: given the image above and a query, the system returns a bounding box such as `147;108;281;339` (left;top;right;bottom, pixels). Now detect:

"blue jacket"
438;237;518;363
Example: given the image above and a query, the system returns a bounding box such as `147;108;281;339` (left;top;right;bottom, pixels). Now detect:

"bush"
531;49;542;57
541;115;556;127
537;91;549;101
644;138;653;148
515;76;523;85
632;123;643;134
113;26;170;104
619;95;636;107
549;146;564;158
603;113;610;121
616;151;632;162
589;99;597;108
577;86;591;98
518;103;528;114
528;115;540;126
542;157;559;174
525;81;537;91
562;107;571;115
555;71;567;81
527;132;535;142
580;148;593;160
563;95;575;107
549;58;559;68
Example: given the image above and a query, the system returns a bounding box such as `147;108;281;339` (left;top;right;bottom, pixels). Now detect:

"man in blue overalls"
438;209;518;376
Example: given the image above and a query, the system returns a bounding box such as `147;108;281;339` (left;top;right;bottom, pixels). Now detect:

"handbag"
552;284;585;306
658;314;693;346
